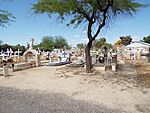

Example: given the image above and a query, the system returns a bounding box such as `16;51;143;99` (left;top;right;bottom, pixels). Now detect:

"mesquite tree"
0;0;15;27
32;0;144;73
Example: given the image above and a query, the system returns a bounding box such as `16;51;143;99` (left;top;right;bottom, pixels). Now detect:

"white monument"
29;38;34;49
23;38;40;67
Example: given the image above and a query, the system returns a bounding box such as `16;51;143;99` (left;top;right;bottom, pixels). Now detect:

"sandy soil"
0;63;150;113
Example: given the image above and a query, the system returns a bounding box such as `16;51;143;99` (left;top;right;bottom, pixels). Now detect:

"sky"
0;0;150;47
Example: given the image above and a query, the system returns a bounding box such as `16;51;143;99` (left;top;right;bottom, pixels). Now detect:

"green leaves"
142;35;150;44
0;10;15;27
32;0;145;27
120;35;132;46
76;43;84;50
111;0;145;16
0;0;15;27
94;38;106;48
32;0;146;73
40;36;55;51
35;36;70;51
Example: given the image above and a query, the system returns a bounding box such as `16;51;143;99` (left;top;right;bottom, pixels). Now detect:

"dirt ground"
0;62;150;113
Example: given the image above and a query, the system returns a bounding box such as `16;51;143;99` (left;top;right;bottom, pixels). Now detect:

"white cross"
15;49;22;58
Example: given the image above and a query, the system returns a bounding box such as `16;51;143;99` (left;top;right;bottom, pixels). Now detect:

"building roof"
126;41;150;48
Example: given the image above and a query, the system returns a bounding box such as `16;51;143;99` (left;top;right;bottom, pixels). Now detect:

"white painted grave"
0;66;9;77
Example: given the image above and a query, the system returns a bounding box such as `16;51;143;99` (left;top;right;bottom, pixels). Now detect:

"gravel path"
0;66;150;113
0;87;120;113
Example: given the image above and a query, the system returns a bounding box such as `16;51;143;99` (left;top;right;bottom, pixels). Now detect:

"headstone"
35;53;40;67
3;66;9;77
49;57;52;63
76;59;84;65
61;57;67;62
107;51;112;59
9;48;13;58
1;53;6;61
91;54;97;64
112;63;116;72
23;38;41;66
6;48;10;57
15;49;22;58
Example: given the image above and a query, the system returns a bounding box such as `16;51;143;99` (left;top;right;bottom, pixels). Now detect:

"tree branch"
87;21;93;40
91;0;114;42
87;10;97;41
96;0;105;12
75;7;91;21
91;10;96;24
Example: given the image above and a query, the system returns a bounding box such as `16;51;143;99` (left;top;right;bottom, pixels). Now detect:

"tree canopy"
114;39;122;47
32;0;145;73
32;0;144;29
120;35;132;46
34;36;70;51
0;0;15;27
142;35;150;44
76;43;84;50
93;38;112;49
0;42;26;54
54;36;70;49
39;36;55;51
94;38;106;48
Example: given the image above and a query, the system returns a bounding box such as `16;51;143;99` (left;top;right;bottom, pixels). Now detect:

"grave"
48;48;71;66
23;38;40;67
14;49;22;58
0;66;9;77
92;45;117;71
66;59;84;68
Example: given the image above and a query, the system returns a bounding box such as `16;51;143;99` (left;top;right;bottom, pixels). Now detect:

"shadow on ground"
0;87;122;113
57;63;150;89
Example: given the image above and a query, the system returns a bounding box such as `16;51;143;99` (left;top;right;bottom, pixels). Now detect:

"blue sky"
0;0;150;47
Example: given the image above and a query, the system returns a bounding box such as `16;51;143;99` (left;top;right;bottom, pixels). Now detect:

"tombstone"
91;53;97;64
49;57;52;63
23;38;40;67
6;48;10;57
76;59;84;65
15;49;22;58
112;63;116;72
107;51;112;59
3;66;9;77
9;48;13;58
37;47;41;53
23;50;36;61
35;53;40;67
1;54;6;61
112;53;117;63
59;50;70;62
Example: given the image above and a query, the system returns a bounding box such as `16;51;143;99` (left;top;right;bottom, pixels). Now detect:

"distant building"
118;41;150;61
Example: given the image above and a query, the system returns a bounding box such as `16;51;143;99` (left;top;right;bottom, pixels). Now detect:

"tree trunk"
85;41;92;73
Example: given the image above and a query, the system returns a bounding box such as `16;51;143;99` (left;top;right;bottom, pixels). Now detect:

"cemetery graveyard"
0;0;150;112
0;38;118;76
0;38;150;113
